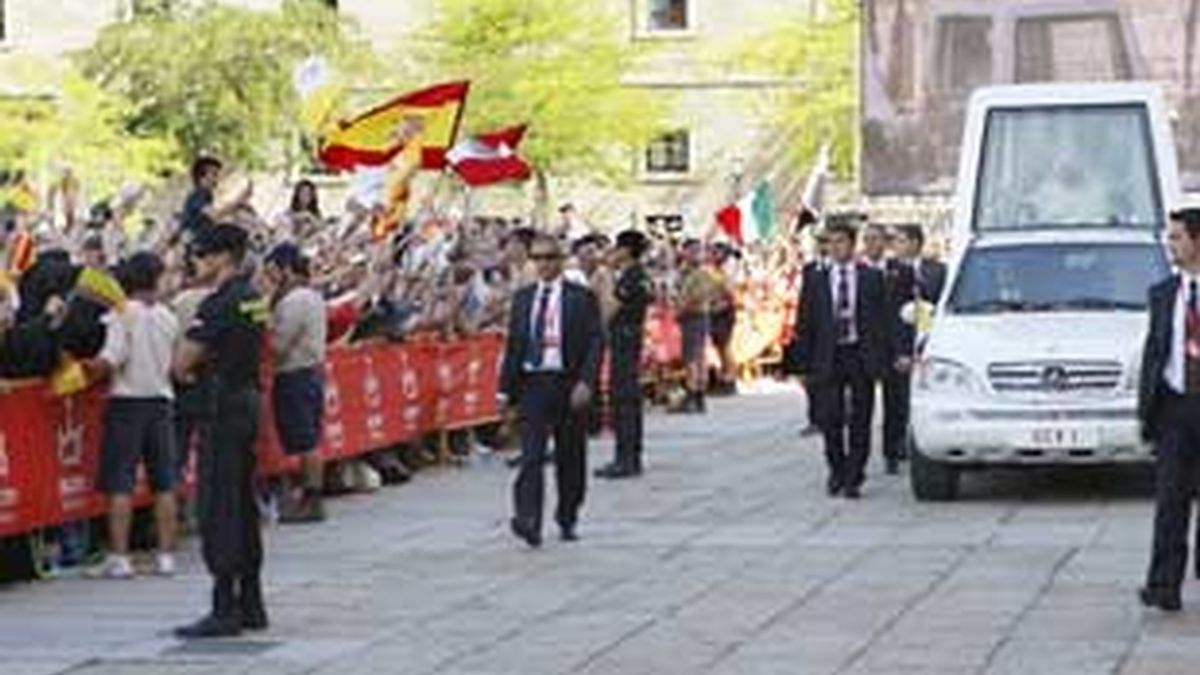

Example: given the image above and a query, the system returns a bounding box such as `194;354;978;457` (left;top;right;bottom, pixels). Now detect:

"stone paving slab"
1;386;1199;674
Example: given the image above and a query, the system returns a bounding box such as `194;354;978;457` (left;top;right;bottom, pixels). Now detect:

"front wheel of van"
910;442;960;502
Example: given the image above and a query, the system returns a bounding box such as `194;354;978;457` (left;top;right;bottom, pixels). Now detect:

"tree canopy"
76;0;375;170
735;0;858;181
418;0;670;186
0;57;177;198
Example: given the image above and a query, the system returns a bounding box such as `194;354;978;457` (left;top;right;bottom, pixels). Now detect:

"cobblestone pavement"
1;384;1197;675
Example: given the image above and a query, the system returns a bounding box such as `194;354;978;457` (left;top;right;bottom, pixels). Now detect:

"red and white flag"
447;125;532;187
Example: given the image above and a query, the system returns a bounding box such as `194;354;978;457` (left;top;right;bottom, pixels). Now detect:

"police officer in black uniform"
595;230;654;479
173;223;270;638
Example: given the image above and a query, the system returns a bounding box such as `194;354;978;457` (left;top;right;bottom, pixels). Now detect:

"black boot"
175;576;242;639
239;575;269;631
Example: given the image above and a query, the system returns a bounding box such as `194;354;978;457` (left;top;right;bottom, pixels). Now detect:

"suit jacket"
1138;275;1179;443
915;258;948;305
500;280;604;402
793;262;894;382
884;259;918;358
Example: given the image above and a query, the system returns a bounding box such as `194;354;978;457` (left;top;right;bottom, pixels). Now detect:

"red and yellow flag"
319;81;470;173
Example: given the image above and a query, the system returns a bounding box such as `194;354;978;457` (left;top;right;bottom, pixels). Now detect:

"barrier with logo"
0;334;505;538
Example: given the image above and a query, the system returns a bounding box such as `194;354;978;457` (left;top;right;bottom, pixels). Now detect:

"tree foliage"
419;0;670;186
735;0;858;180
76;0;375;169
0;58;177;197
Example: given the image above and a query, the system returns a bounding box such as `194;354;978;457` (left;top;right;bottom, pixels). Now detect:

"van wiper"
953;299;1046;313
1051;297;1145;311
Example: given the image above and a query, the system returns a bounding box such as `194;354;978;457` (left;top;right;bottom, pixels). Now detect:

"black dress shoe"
510;519;542;548
843;485;862;500
240;605;269;631
826;477;844;497
174;614;242;639
595;463;638;480
1139;586;1182;612
559;523;579;542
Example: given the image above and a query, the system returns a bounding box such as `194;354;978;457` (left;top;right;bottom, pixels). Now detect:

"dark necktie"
528;286;551;368
1187;280;1200;393
837;265;852;343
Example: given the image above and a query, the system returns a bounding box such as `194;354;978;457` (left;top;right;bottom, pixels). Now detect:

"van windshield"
973;105;1162;231
949;243;1168;314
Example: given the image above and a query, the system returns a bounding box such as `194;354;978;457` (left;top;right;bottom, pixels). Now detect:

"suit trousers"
610;333;645;469
822;345;876;489
514;373;587;534
1146;394;1200;593
882;368;911;461
198;388;263;581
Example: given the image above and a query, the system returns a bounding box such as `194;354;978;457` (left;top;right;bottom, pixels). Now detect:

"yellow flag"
51;358;90;397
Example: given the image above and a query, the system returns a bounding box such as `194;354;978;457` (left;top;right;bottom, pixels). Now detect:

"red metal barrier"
0;334;505;537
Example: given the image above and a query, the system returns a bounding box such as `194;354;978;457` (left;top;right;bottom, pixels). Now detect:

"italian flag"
716;181;776;246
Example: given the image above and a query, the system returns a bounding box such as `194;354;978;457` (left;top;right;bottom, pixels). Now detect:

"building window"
649;0;689;32
1015;13;1130;83
645;130;690;175
933;16;993;95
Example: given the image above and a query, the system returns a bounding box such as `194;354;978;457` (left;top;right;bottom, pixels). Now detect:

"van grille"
987;361;1123;393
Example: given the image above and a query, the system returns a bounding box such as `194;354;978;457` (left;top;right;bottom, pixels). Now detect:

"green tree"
0;58;177;197
419;0;670;208
735;0;858;180
76;0;375;170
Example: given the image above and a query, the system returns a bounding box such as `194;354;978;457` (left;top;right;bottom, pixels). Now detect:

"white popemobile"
909;82;1179;501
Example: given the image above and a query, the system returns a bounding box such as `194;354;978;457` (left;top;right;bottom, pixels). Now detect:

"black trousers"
1146;394;1200;593
610;334;645;469
822;346;876;489
514;374;587;533
198;388;262;583
882;368;911;462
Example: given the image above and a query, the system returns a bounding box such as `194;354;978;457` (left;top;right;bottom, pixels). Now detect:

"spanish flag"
319;81;470;173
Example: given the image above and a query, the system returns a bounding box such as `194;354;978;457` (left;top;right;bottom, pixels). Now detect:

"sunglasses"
530;253;562;261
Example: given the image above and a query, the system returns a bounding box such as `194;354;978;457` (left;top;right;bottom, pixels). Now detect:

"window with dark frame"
1015;13;1131;83
933;16;994;95
649;0;689;32
645;130;690;175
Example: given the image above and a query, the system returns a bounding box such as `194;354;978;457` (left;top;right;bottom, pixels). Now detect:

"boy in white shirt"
86;252;181;578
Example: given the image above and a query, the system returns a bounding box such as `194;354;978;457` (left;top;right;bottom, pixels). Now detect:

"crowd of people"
0;156;811;575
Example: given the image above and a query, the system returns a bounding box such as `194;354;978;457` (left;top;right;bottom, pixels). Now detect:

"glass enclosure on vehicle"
948;242;1169;315
973;105;1162;231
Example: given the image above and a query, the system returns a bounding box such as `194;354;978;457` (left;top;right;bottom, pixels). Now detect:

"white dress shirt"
829;262;858;344
1164;273;1200;394
527;277;564;371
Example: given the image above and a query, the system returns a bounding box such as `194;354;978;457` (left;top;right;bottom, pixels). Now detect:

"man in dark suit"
1138;208;1200;612
879;224;948;472
794;219;894;499
794;230;832;437
499;234;604;547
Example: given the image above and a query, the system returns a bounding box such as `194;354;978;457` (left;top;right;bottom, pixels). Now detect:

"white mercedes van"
909;83;1177;501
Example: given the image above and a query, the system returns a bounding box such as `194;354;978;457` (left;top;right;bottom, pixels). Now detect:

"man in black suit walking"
499;234;603;547
879;224;948;473
1138;208;1200;612
794;218;893;499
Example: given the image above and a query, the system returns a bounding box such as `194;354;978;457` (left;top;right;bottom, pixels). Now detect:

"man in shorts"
263;242;328;523
87;251;180;578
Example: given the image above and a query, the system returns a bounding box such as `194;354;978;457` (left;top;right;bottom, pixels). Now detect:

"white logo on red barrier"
56;397;85;468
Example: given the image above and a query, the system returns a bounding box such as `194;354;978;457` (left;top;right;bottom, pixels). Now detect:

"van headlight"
916;358;984;395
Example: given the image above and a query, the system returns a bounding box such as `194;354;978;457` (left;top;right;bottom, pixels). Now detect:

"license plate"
1027;427;1099;449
